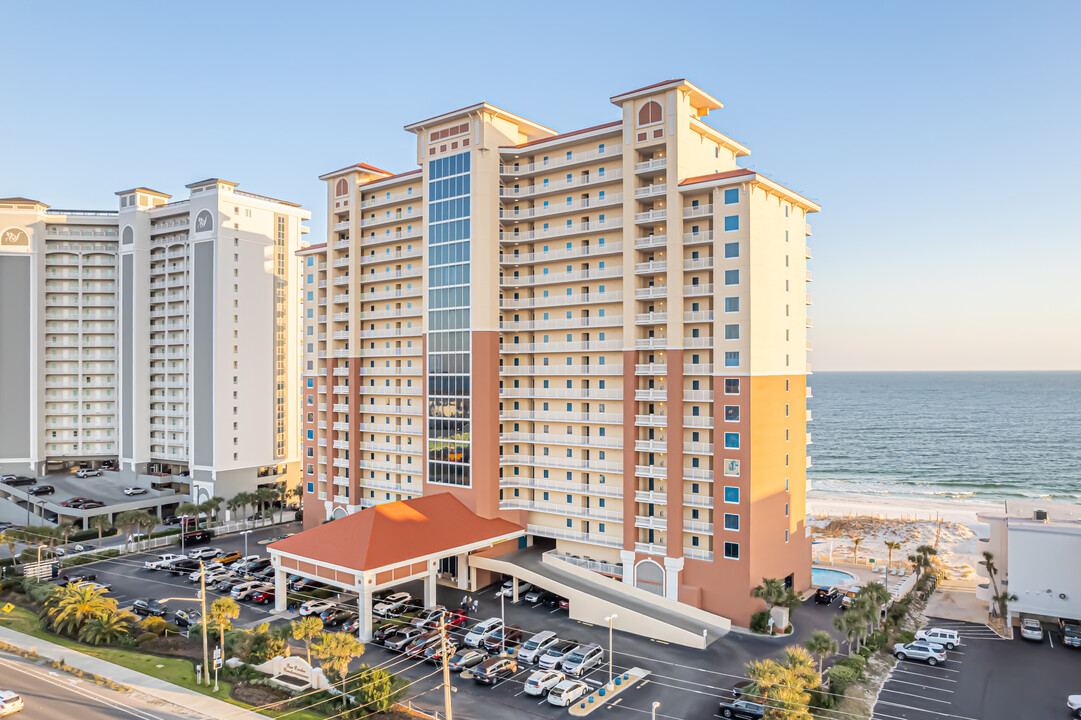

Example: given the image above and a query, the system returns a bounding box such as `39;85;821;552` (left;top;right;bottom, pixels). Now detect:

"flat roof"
268;493;524;573
114;187;171;198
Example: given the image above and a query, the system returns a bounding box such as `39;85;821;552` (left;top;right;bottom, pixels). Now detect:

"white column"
456;553;469;590
273;565;287;613
620;550;635;586
663;556;684;601
356;587;373;641
424;562;437;608
512;576;520;603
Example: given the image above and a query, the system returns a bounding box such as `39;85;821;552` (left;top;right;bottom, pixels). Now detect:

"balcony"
498;217;623;244
684;415;714;429
360;209;422;229
633;158;667;174
499;240;622;265
634;439;667;453
684;441;714;455
683;494;713;509
634;389;667;402
499;193;623;222
501;499;622;523
499;364;622;377
683;390;713;402
684;257;713;272
361;187;419;209
684;363;713;375
683;204;713;219
499;146;621;176
684;547;713;561
333;220;350;232
499;315;621;332
501;290;621;309
499;168;623;199
634;209;666;225
499;409;621;424
684;283;713;297
500;455;621;474
635;337;667;350
500;432;622;450
683;310;713;324
683;230;713;246
635;464;667;479
527;524;622;549
635;515;667;531
634;541;667;556
635;311;667;326
635;234;667;251
360;247;423;265
634;363;666;375
499;339;621;354
635;260;666;275
499;387;622;400
635;183;667;199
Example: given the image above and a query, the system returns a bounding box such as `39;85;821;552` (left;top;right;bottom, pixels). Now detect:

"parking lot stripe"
881;688;953;704
878;700;980;720
893;668;957;683
885;678;954;693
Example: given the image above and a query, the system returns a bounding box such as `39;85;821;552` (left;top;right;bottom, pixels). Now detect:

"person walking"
472;598;479;614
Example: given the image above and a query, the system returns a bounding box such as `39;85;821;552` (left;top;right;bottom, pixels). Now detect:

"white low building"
976;501;1081;625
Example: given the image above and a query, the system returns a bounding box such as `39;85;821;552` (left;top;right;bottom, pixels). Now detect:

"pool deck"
812;563;896;588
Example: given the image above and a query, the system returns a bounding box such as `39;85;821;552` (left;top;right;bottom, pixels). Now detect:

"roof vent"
1034;509;1048;521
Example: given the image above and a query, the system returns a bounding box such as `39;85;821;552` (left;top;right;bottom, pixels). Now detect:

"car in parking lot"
1060;618;1081;648
215;577;241;593
518;630;559;664
483;624;523;653
1067;694;1081;717
59;497;89;508
182;531;212;546
193;567;232;584
289;577;325;593
145;553;185;570
324;609;357;628
499;579;532;598
173;609;201;628
372;622;402;645
373;592;412;618
27;484;54;497
189;547;222;560
841;585;862;610
423;640;458;665
1019;616;1044;641
251;589;275;606
233;582;273;601
1;476;36;487
523;587;546;604
464;617;502;647
915;627;960;650
213;551;242;565
560;642;604;677
167;558;201;576
814;586;840;604
132;599;167;617
447;648;487;672
74;500;105;509
341;616;363;634
546;679;588;707
538;638;580;670
718;698;765;719
229;555;262;571
73;581;112;593
405;632;441;658
472;656;517;685
893;641;947;665
412;606;446;629
384;627;425;651
524;669;564;696
299;599;337;617
75;468;102;478
123;487;148;496
0;690;24;716
59;572;97;587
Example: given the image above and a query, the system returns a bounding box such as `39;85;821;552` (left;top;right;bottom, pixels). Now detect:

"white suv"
560;643;604;677
915;627;960;650
464;617;503;647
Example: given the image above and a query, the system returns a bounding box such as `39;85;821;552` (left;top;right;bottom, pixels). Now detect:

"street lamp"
603;614;617;684
241;530;253;559
651;701;660;720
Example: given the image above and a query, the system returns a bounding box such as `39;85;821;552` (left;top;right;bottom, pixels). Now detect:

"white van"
0;691;24;716
518;630;558;664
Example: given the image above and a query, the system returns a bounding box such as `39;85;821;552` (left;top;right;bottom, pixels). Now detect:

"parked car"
560;643;604;677
173;609;201;628
324;610;357;628
472;656;517;685
915;627;960;650
167;559;201;576
893;641;947;665
0;690;24;716
75;468;102;478
145;553;185;570
412;606;447;629
384;627;425;651
59;572;97;587
320;604;351;620
373;592;412;618
1019;617;1044;641
558;598;570;610
193;567;232;584
518;631;559;664
0;476;35;487
229;555;262;571
524;669;564;696
251;589;275;606
464;617;503;647
75;500;105;510
254;566;276;581
372;622;402;644
290;578;326;593
73;581;112;593
237;582;274;601
73;543;95;553
1060;618;1081;648
405;632;441;658
423;640;458;665
814;586;840;604
162;515;184;526
341;616;363;634
182;531;212;545
246;558;272;574
537;639;579;670
499;579;532;598
188;547;222;560
447;648;487;672
546;679;588;707
841;586;862;610
132;599;167;617
536;591;559;606
27;485;54;497
59;497;90;508
123;487;148;496
483;624;523;653
523;587;546;604
212;551;242;565
1068;694;1081;718
718;699;765;719
299;599;337;617
215;578;240;593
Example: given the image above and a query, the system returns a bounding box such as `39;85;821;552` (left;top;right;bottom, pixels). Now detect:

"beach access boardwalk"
0;625;267;720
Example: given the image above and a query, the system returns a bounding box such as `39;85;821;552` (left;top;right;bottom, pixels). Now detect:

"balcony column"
424;561;437;608
456;553;470;590
620;550;635;585
273;565;287;613
663;556;684;601
356;586;373;641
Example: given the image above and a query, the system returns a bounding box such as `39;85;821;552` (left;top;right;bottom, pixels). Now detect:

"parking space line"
878;700;979;720
884;678;954;693
880;688;952;704
895;663;960;674
892;668;957;683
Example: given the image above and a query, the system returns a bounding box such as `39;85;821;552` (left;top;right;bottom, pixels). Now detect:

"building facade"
0;181;310;502
298;79;817;624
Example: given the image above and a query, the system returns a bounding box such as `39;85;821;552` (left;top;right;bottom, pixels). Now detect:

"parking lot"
874;617;1081;720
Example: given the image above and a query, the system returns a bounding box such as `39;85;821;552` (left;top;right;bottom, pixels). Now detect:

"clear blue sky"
3;1;1078;371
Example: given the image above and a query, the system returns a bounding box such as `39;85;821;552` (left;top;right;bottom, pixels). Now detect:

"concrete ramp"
469;546;729;648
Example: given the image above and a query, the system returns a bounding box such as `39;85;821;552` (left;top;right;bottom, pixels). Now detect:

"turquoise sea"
807;372;1081;504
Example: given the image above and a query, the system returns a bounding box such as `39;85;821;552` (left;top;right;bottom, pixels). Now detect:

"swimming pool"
811;567;858;587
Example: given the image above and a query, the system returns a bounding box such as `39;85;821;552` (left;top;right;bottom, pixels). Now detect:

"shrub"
750;611;770;634
312;588;334;600
69;528;120;543
136;632;158;646
857;645;873;659
117;635;139;649
865;630;887;652
0;577;21;591
835;655;866;678
827;664;859;694
894;630;915;645
139;617;168;636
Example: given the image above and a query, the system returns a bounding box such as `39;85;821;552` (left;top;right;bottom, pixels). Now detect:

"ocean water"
807;372;1081;504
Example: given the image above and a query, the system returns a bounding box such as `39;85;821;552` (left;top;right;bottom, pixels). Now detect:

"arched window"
638;100;662;127
335;178;348;197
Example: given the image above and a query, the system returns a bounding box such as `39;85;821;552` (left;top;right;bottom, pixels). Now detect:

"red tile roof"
269;493;523;572
610;78;684;100
295;243;326;254
503;121;622;150
678;169;756;186
319;162;393;180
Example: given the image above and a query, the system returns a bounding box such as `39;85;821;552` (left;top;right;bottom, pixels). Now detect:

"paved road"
0;651;195;720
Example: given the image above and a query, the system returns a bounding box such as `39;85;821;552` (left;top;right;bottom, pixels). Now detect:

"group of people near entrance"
460;595;479;614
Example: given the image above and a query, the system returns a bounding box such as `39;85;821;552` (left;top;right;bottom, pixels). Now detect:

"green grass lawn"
0;604;325;720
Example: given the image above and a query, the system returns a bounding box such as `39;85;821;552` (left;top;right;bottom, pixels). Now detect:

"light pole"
241;530;252;559
499;589;505;655
651;701;660;720
603;613;617;684
180;515;188;557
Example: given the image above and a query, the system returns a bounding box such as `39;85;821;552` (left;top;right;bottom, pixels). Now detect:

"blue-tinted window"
307;378;314;388
724;297;739;312
724;242;739;259
307;482;314;493
306;429;313;440
723;542;740;560
724;188;739;205
724;215;739;232
724;513;740;531
307;274;314;284
724;324;739;340
724;269;739;286
307;257;314;267
724;486;739;503
725;351;740;367
724;432;740;449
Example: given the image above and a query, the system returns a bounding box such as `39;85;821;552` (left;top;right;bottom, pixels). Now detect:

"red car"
445;611;468;629
60;497;92;508
558;598;570;611
251;590;275;605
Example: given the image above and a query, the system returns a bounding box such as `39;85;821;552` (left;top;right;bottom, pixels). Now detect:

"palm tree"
834;609;863;654
884;540;901;571
133;511;157;550
312;631;365;694
57;520;76;558
746;645;820;720
208;597;241;650
232;491;253;527
752;577;787;614
175;502;199;529
286;483;303;513
203;496;225;528
114;510;144;550
46;583;118;637
909;544;939;579
79;608;134;646
804;630;838;677
226;495;244;524
982;551;1000;597
849;535;864;565
291;616;324;665
256;487;277;526
992;591;1018;620
272;484;289;524
0;528;21;569
89;515;113;544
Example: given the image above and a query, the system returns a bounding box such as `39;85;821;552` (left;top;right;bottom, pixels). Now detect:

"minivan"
518;630;558;664
560;643;604;677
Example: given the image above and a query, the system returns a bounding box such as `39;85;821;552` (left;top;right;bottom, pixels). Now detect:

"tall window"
638;100;662;126
335;178;348;197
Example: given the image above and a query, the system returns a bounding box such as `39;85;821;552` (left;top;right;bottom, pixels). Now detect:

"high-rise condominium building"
0;180;310;502
298;79;818;624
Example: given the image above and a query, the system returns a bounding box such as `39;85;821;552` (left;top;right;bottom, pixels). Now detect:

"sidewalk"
0;625;267;720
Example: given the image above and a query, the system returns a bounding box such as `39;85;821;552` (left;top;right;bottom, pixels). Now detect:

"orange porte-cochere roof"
268;493;523;572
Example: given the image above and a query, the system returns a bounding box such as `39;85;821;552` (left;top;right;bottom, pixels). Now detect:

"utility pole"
199;560;210;686
439;615;453;720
